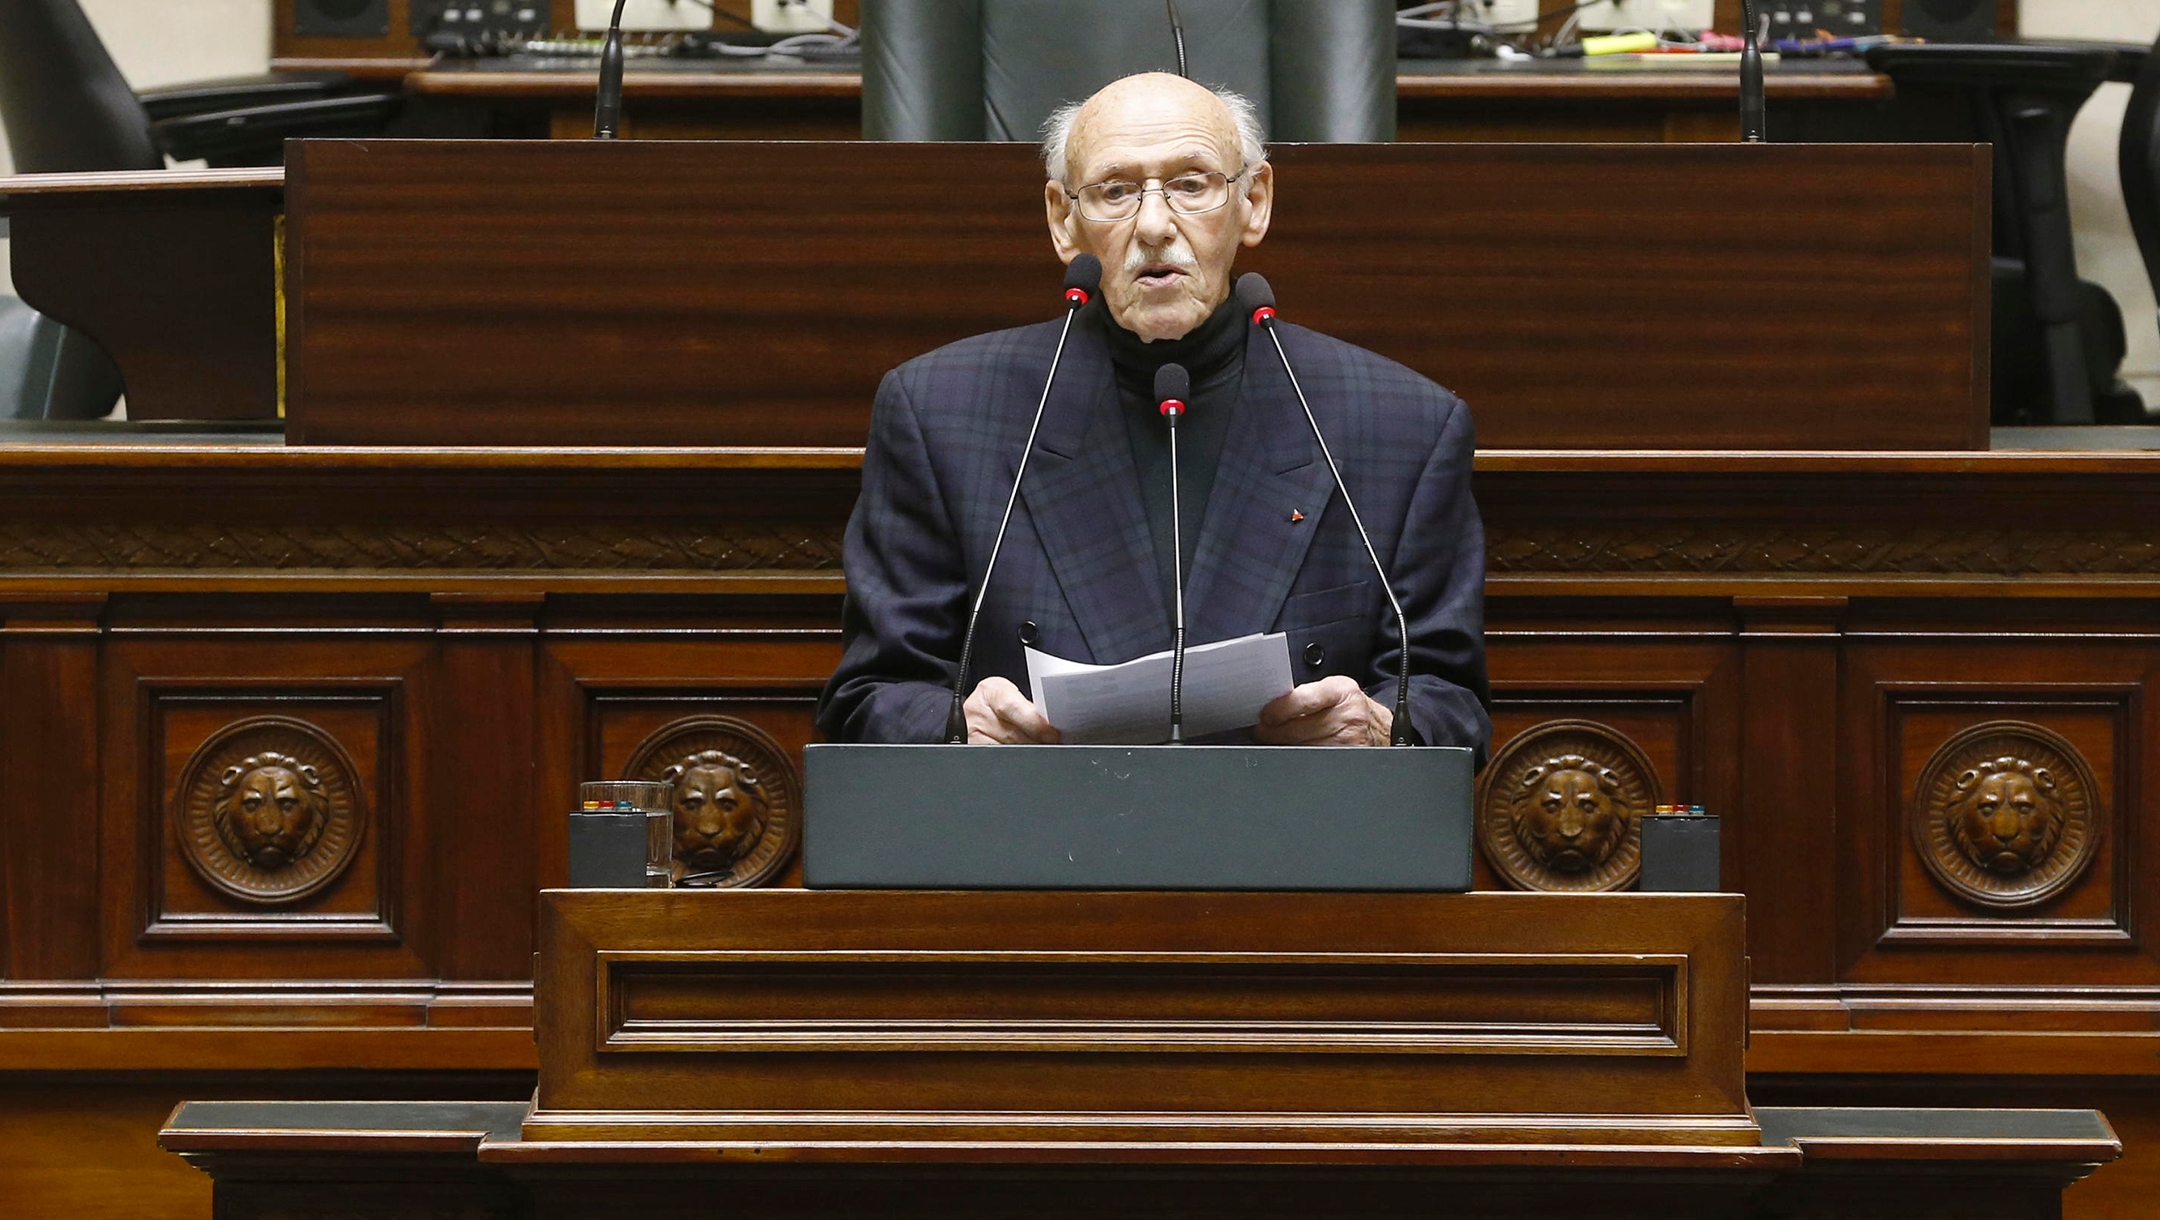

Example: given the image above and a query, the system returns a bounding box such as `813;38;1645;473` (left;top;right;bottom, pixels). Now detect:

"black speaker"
295;0;391;37
1901;0;1999;41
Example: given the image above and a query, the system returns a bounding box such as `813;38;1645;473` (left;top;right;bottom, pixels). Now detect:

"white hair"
1040;80;1267;186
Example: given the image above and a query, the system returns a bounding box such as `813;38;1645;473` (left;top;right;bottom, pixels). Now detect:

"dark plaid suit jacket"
816;309;1492;758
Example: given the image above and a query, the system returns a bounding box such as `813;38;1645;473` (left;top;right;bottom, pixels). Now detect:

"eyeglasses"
1065;168;1246;223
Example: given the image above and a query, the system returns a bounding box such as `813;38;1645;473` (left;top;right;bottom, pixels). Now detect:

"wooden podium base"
527;890;1758;1154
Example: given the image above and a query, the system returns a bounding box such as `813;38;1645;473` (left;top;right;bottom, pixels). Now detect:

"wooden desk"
0;168;281;422
276;139;1987;449
1;141;1985;447
376;57;1897;143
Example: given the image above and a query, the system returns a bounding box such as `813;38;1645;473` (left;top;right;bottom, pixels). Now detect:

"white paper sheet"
1025;633;1294;745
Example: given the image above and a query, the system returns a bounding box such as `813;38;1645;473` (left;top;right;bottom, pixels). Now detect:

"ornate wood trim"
0;523;845;573
1488;527;2160;577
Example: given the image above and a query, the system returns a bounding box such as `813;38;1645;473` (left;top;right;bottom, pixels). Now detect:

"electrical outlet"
574;0;714;32
752;0;837;34
1575;0;1715;33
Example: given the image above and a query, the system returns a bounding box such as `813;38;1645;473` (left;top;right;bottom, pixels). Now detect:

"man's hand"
1255;676;1392;747
964;676;1061;745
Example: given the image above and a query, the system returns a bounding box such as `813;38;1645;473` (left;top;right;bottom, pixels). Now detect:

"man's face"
1047;75;1274;342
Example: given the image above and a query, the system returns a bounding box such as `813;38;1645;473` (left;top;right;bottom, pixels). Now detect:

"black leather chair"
2121;39;2160;364
861;0;1396;144
1867;43;2145;424
0;0;400;419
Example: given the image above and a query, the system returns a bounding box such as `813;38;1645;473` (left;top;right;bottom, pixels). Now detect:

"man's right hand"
964;676;1061;745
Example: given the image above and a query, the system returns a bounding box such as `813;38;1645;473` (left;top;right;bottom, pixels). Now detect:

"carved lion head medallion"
1912;721;2099;910
174;716;366;905
622;715;800;887
1477;720;1660;892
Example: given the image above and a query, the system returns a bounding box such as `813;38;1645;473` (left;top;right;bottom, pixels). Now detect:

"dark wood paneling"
0;445;2153;1209
144;693;398;942
283;140;1988;450
0;596;105;985
1736;597;1845;985
99;623;434;991
428;595;540;980
1838;638;2160;991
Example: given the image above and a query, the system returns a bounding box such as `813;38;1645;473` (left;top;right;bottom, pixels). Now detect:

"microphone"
1154;362;1192;745
1235;273;1413;748
944;253;1104;743
1164;0;1189;79
593;0;629;139
1739;0;1765;143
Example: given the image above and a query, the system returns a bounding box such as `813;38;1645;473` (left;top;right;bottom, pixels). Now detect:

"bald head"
1043;74;1274;342
1042;74;1261;187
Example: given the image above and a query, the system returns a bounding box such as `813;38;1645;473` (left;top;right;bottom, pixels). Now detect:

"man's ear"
1046;180;1082;263
1239;160;1274;249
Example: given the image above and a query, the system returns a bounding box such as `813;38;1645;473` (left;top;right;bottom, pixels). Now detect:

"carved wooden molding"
621;716;800;888
1488;527;2160;576
0;523;844;572
1477;720;1661;893
172;716;367;906
11;521;2160;579
1910;720;2101;911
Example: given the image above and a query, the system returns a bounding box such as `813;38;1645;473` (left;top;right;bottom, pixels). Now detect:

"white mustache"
1122;243;1198;278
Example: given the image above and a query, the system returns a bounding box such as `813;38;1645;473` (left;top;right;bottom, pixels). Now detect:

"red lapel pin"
1289;509;1305;523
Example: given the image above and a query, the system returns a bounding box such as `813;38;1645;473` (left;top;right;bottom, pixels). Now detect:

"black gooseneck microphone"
944;253;1104;743
1164;0;1189;79
593;0;630;139
1739;0;1765;143
1154;362;1192;745
1235;274;1413;748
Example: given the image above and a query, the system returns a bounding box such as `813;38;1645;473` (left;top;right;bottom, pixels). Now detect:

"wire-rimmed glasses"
1065;168;1247;223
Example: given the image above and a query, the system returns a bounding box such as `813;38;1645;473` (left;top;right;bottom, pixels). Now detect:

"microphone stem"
1261;322;1414;747
1739;0;1765;143
593;0;629;139
945;303;1083;743
1166;410;1186;744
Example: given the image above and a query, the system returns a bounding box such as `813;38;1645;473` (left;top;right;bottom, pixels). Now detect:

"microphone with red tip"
945;254;1104;743
1154;361;1191;744
1235;273;1415;747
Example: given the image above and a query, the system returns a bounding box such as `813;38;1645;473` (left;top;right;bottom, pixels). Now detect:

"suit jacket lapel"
1019;321;1172;664
1184;325;1339;642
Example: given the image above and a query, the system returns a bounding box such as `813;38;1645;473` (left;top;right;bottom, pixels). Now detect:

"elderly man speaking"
817;72;1489;755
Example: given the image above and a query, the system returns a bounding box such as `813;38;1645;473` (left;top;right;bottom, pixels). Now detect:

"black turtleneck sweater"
1102;295;1246;621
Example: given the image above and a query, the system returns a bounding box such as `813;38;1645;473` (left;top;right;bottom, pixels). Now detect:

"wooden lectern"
522;889;1764;1154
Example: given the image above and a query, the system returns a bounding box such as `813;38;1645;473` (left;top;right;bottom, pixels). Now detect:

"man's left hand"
1254;676;1392;747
